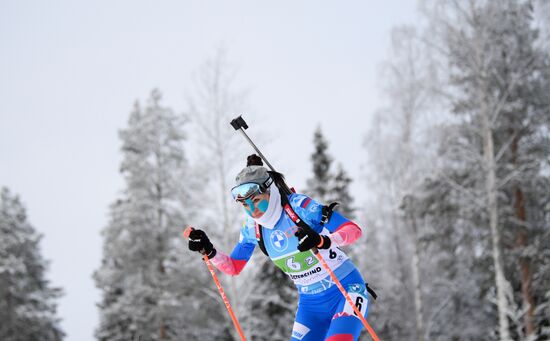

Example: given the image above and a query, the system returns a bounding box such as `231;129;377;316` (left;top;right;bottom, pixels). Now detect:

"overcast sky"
0;1;419;340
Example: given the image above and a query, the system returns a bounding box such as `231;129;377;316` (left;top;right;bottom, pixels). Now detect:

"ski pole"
313;248;381;341
230;115;381;341
183;226;247;341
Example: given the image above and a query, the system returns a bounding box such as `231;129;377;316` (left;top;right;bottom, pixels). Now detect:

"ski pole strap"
321;202;339;225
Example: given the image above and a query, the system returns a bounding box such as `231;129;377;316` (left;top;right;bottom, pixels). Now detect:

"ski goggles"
231;178;273;201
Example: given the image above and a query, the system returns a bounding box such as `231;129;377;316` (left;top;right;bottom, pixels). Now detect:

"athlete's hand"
188;228;217;258
295;225;331;252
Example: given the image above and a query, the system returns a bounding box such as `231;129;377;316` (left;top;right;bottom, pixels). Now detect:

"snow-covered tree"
185;48;253;340
186;48;248;245
305;126;356;219
94;89;224;340
329;164;355;220
360;24;440;341
0;187;64;341
417;0;550;339
305;126;333;204
413;168;497;340
356;1;550;340
432;0;550;340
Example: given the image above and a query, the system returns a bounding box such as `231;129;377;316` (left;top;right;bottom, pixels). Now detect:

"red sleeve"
329;222;362;246
210;250;249;276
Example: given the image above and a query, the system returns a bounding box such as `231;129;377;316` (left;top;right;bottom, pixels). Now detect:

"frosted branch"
497;160;539;189
494;131;519;163
437;170;486;207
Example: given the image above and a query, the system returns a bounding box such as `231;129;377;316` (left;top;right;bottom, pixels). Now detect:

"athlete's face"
239;192;270;219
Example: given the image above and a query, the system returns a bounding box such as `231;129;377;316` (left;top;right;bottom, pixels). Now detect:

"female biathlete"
188;154;372;341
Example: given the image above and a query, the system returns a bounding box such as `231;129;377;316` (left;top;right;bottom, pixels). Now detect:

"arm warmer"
210;250;249;276
329;221;362;246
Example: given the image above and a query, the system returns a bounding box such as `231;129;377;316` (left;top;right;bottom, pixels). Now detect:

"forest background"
1;1;550;340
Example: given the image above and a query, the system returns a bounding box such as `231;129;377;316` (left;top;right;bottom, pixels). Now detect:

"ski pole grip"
230;115;248;130
183;226;194;239
183;226;210;257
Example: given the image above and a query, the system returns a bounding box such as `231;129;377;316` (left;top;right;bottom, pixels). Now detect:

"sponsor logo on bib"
270;230;288;252
291;322;310;340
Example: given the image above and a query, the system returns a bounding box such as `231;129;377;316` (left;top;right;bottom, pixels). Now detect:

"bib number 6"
286;257;301;271
285;255;317;271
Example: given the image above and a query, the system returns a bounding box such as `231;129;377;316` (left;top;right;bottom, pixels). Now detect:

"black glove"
295;225;331;252
188;229;217;258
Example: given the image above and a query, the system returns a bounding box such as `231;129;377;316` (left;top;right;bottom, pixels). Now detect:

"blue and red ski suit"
211;193;370;341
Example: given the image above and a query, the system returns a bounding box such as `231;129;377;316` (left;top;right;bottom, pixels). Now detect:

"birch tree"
186;48;248;244
444;1;547;339
186;48;252;340
361;24;439;341
420;0;550;338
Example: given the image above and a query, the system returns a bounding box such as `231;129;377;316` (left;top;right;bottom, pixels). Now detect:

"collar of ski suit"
253;182;282;229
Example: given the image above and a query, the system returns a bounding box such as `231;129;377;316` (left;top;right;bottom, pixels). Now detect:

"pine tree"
330;164;355;220
306;127;356;219
0;187;64;341
413;169;496;340
94;89;222;340
305;126;333;204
